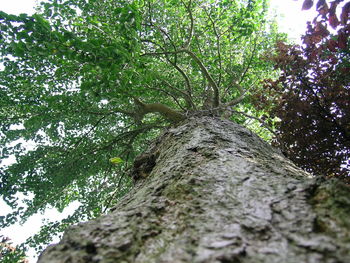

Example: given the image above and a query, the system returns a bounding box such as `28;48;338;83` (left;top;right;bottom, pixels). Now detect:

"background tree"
0;0;280;252
253;0;350;181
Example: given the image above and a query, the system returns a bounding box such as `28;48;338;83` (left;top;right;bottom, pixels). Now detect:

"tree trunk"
38;116;350;263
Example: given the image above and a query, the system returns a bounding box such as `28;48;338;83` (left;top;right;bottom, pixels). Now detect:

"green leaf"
109;157;124;164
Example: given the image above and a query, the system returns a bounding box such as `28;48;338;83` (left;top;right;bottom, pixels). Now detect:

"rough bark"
38;116;350;263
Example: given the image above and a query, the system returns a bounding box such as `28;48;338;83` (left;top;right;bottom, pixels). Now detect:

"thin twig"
142;48;218;105
145;83;187;111
141;40;195;108
223;34;259;100
238;36;259;85
70;115;107;150
229;109;277;136
224;90;246;107
205;8;222;86
184;49;219;107
181;0;194;49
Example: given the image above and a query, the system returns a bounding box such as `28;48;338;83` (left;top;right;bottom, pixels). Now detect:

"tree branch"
164;61;195;108
183;49;220;107
205;8;222;87
145;83;187;111
142;49;217;99
223;35;259;105
142;48;219;108
79;108;135;117
224;89;246;107
141;40;194;108
238;36;259;85
133;97;185;123
161;80;195;110
228;109;277;136
70;115;108;151
181;0;194;49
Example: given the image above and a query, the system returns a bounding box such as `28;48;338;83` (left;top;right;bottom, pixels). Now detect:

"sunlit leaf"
109;157;124;164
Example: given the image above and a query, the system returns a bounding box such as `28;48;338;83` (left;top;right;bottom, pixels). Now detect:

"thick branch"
183;49;219;107
133;97;185;123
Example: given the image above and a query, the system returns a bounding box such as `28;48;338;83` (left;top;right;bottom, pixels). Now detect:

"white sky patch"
0;200;81;262
1;197;81;243
0;0;37;15
269;0;317;43
0;0;318;262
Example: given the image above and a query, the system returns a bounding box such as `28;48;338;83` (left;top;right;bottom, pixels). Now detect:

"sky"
270;0;316;42
0;0;316;262
0;0;37;14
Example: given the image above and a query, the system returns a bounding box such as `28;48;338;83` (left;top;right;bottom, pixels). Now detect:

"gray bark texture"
38;116;350;263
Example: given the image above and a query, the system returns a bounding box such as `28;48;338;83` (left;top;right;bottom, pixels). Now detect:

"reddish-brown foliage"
255;42;350;181
253;1;350;181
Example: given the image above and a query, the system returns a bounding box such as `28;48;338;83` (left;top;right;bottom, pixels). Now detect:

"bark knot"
131;150;160;181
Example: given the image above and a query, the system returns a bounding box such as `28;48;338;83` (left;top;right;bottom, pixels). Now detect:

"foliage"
300;0;350;49
0;0;280;252
254;0;350;181
0;235;28;263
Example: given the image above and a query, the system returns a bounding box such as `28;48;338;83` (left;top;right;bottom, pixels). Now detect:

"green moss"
311;179;350;234
164;181;194;200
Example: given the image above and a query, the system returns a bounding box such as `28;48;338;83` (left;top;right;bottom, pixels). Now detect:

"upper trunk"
38;116;350;263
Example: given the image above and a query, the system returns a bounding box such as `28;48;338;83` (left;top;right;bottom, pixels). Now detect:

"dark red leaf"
303;35;313;45
316;0;326;10
329;15;339;29
315;22;330;37
340;67;350;74
318;3;329;16
302;0;314;10
329;1;338;16
338;32;348;49
310;50;318;60
340;2;350;25
327;39;338;51
312;34;323;43
330;56;338;64
345;24;350;32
